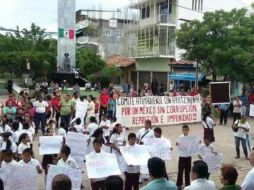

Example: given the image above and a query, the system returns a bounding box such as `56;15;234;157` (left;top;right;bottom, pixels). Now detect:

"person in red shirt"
189;87;198;96
5;94;18;107
51;91;61;128
99;88;110;119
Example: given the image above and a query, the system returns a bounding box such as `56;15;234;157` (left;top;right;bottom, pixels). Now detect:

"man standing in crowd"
233;97;242;123
59;94;74;131
241;149;254;190
219;103;229;126
141;157;177;190
240;92;248;116
233;115;250;159
33;96;48;135
184;160;216;190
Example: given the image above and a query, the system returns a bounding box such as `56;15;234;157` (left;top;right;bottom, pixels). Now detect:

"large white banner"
120;145;151;166
46;165;82;190
116;96;202;127
39;136;63;155
66;132;89;169
0;165;38;190
86;152;121;179
176;136;201;157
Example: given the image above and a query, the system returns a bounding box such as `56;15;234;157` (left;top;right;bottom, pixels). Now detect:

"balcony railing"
139;13;176;27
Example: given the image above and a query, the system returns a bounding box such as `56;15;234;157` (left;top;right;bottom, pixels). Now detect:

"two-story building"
122;0;246;92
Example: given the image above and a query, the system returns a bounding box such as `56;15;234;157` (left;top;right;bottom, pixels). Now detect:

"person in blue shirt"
142;157;177;190
240;92;248;116
219;104;230;126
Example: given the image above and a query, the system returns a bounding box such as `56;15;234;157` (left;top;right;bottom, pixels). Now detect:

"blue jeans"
34;112;46;134
235;136;248;157
246;134;251;151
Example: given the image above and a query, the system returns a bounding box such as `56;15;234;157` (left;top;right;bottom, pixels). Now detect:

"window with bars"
192;0;203;11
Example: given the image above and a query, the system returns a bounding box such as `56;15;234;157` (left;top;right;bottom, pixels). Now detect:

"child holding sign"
57;145;79;169
1;149;18;168
176;125;191;190
19;148;43;174
125;133;140;190
109;123;127;173
90;139;107;190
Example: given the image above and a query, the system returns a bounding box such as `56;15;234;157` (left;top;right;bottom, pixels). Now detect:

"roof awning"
135;58;171;72
169;72;204;81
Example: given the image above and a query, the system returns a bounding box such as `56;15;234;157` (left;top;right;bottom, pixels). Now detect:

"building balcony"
139;14;176;28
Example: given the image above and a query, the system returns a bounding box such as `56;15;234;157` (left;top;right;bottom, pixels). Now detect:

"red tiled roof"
171;60;196;65
106;55;136;67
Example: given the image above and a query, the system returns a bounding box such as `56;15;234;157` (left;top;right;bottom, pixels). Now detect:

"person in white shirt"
184;160;216;190
58;122;67;140
11;122;20;144
99;114;111;142
17;133;31;160
233;97;242;123
19;122;33;147
19;148;43;174
72;118;84;134
74;96;88;126
198;137;216;160
0;132;17;155
86;95;95;124
109;123;127;173
33;96;48;135
154;127;172;150
85;116;99;135
125;133;140;190
1;149;18;168
233;115;250;159
89;139;108;190
136;120;155;183
241;149;254;190
136;119;154;145
57;145;79;169
202;111;216;143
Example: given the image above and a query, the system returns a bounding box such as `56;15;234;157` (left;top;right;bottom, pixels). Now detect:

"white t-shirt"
233;100;242;113
1;159;19;168
19;158;42;170
125;144;140;174
242;167;254;190
100;120;111;137
12;130;20;144
74;124;84;134
136;128;154;143
88;151;107;182
87;101;95;116
33;101;48;113
184;178;216;190
86;122;99;135
57;156;79;169
75;100;88;118
202;117;215;129
0;141;17;153
19;129;33;142
18;142;31;154
234;120;250;139
110;133;126;150
57;128;67;139
199;144;215;158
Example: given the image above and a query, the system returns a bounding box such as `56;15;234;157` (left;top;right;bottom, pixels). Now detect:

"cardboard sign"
39;136;63;155
86;152;121;179
46;165;82;190
209;82;231;104
176;136;201;157
249;104;254;117
203;152;224;172
120;145;151;166
0;165;38;190
143;138;172;160
66;132;89;169
116;96;202;127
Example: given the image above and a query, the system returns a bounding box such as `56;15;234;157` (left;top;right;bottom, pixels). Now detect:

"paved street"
32;117;254;190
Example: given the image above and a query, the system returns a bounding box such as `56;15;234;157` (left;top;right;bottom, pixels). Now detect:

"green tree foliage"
100;65;122;79
76;48;106;77
176;8;254;82
0;23;56;78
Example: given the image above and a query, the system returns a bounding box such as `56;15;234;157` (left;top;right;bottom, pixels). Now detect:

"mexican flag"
58;28;74;39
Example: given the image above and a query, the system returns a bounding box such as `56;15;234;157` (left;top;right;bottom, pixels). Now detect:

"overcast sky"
0;0;253;32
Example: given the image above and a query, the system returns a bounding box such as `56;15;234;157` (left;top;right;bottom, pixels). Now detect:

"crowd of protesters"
0;80;253;190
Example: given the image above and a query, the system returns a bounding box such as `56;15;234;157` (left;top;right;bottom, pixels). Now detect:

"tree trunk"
223;74;228;81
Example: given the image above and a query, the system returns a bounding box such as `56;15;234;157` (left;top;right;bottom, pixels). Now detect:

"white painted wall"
175;0;246;60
